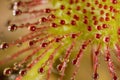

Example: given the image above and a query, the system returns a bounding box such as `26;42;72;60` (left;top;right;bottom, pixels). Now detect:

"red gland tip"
38;67;44;73
29;40;35;46
72;59;77;65
41;42;48;47
45;8;51;13
93;72;99;80
28;25;36;31
60;5;65;10
60;20;66;25
71;20;76;25
13;9;22;16
41;17;47;22
71;34;77;38
55;38;61;42
51;23;57;28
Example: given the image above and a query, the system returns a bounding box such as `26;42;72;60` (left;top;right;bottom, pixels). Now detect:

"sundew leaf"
1;0;120;80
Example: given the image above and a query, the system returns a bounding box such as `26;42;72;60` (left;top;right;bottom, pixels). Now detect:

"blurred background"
0;0;27;79
0;0;120;80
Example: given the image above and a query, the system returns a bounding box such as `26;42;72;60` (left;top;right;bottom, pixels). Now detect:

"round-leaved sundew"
0;0;120;80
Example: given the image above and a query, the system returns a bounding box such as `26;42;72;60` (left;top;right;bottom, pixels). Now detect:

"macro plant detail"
0;0;120;80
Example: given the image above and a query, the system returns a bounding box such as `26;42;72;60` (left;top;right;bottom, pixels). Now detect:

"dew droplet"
0;42;9;50
93;73;99;80
19;69;27;76
41;42;48;47
3;68;13;76
57;64;63;71
45;8;51;13
8;24;17;32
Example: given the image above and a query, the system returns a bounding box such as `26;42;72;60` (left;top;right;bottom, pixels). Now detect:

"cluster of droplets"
0;0;120;80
